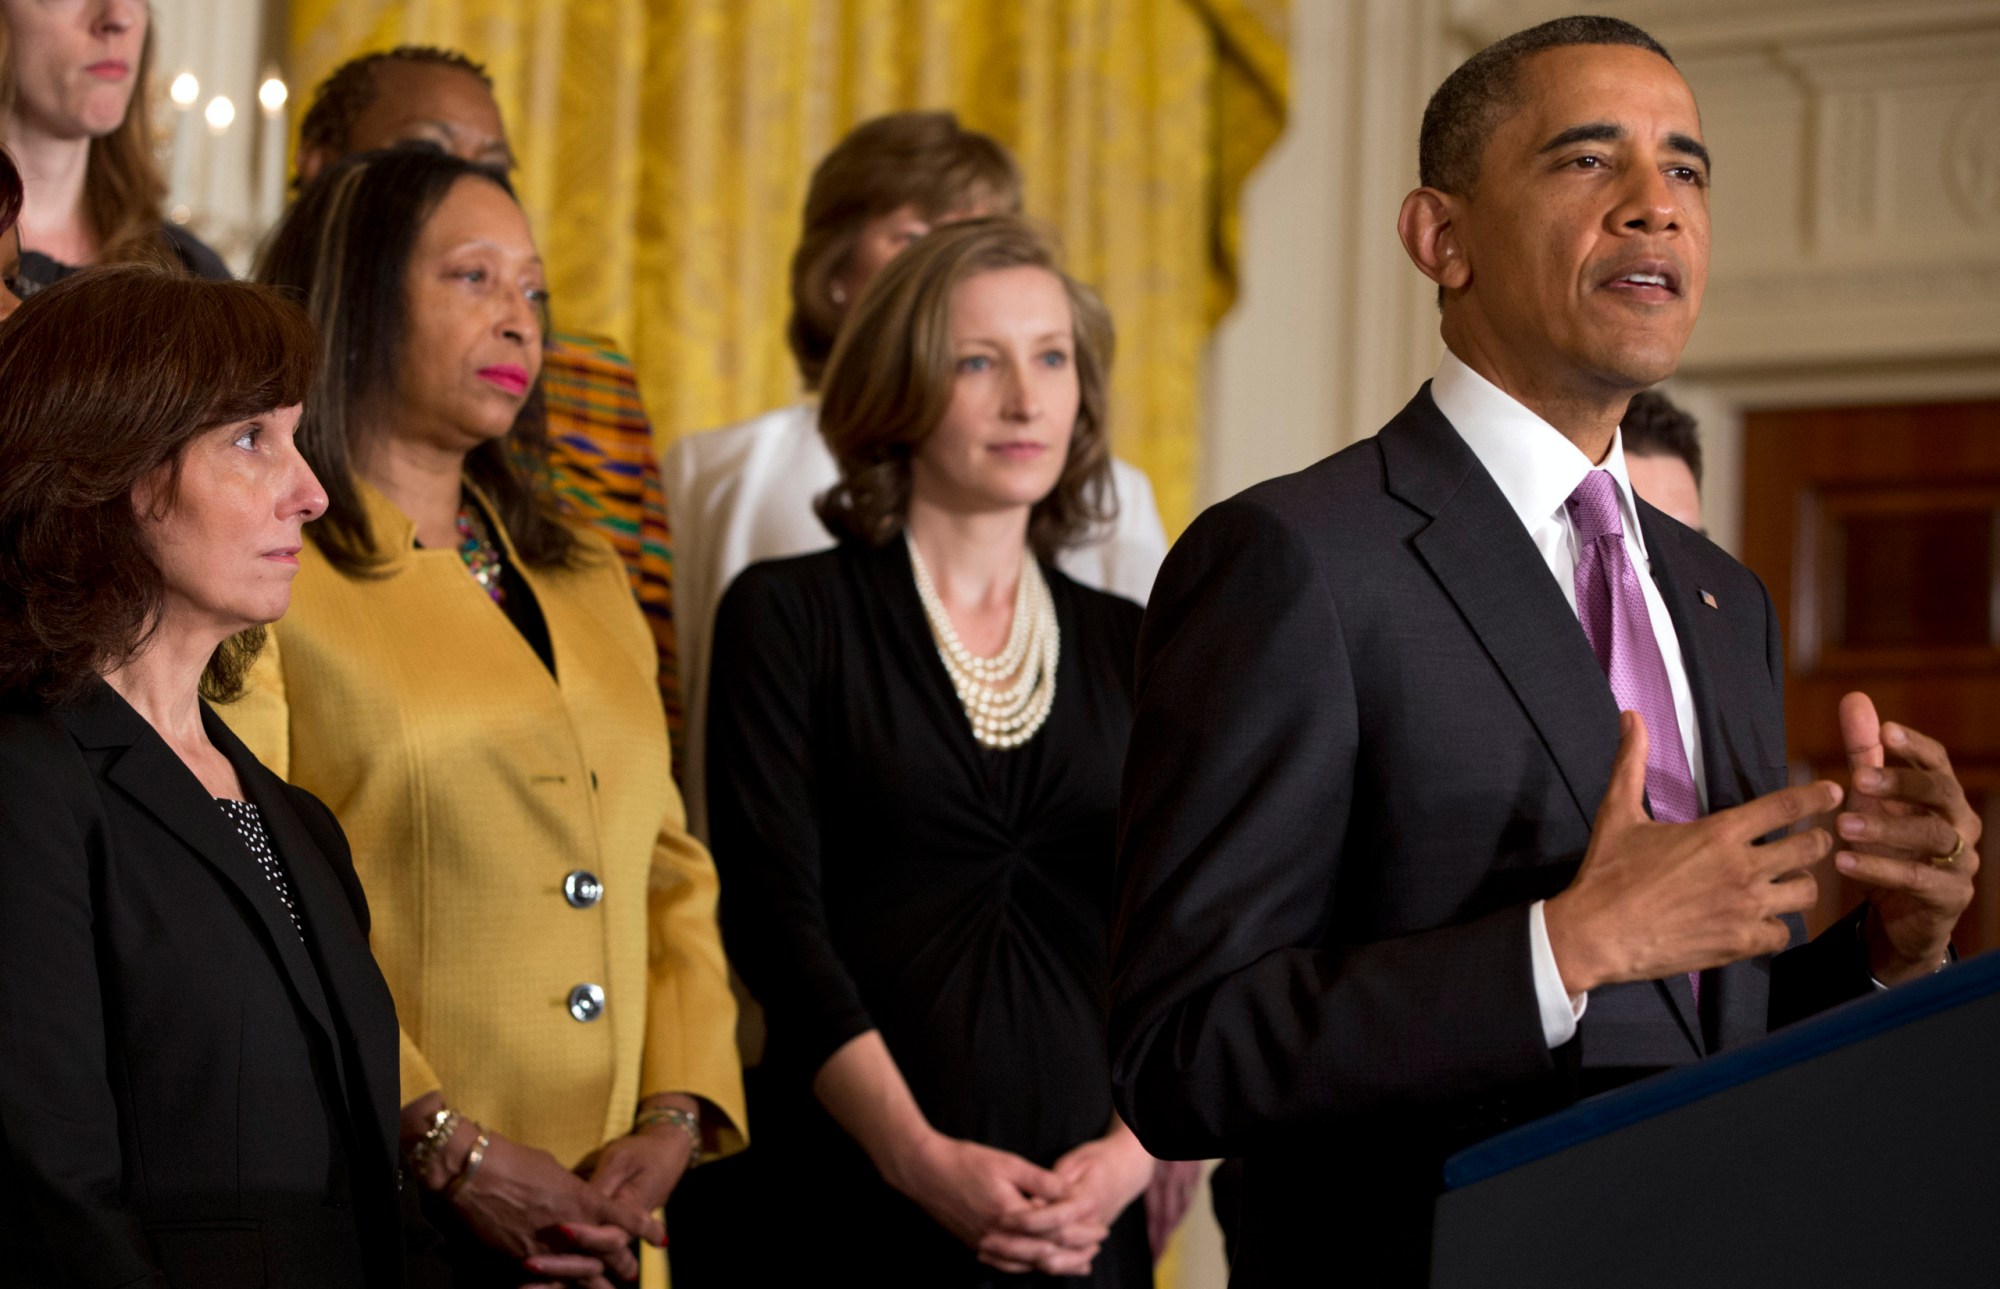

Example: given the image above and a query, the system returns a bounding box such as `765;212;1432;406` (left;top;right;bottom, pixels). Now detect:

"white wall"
1205;0;1455;510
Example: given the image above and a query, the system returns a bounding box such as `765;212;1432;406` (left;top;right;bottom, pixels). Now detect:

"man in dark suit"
1109;16;1982;1286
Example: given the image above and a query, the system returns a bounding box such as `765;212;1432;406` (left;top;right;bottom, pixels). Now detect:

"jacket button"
567;983;605;1022
563;870;603;908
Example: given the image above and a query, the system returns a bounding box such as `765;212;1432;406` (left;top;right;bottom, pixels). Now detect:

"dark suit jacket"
1109;388;1870;1286
0;680;413;1288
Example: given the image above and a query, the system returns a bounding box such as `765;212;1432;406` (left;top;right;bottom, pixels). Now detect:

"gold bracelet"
407;1108;462;1177
447;1131;490;1196
634;1105;704;1166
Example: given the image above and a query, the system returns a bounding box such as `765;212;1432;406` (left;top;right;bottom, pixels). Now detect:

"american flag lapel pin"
1700;589;1718;609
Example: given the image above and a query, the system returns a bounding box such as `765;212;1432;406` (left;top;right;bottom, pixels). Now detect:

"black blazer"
1108;388;1870;1286
0;680;412;1288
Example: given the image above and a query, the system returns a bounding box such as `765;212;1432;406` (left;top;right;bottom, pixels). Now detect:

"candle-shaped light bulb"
170;71;200;108
205;95;235;135
258;77;287;115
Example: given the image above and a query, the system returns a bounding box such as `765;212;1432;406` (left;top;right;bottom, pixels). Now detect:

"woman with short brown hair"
785;111;1022;390
0;266;411;1287
704;215;1157;1286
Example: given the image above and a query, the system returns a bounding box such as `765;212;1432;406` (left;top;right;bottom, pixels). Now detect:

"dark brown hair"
0;144;21;236
298;46;495;160
1623;389;1702;484
815;216;1114;561
255;147;581;575
0;266;319;706
0;18;172;264
788;111;1022;389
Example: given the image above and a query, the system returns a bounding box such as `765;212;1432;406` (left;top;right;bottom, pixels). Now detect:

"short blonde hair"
815;216;1115;560
787;111;1022;390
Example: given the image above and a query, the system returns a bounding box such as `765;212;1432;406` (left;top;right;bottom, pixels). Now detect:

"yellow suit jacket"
224;482;745;1182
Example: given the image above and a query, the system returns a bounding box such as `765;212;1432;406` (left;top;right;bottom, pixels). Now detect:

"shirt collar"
1430;347;1649;558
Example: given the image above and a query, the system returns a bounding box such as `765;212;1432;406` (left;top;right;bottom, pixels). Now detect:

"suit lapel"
210;708;392;1133
1639;505;1775;1051
1386;391;1708;1059
1636;505;1745;814
1385;388;1623;830
61;684;347;1075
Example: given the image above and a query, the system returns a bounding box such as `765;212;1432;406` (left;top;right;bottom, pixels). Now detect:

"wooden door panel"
1743;400;2000;954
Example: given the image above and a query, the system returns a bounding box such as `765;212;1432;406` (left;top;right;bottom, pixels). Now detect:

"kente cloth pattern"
537;333;683;756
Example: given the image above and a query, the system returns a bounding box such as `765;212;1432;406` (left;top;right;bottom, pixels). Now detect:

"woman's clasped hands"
405;1093;678;1289
887;1119;1158;1278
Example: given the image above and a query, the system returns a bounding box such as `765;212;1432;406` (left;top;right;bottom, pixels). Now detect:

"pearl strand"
908;537;1059;750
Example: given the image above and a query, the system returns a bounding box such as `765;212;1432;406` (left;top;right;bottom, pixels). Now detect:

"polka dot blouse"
215;798;305;941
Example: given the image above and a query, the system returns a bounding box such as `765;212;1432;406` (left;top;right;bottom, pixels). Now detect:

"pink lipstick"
478;365;530;396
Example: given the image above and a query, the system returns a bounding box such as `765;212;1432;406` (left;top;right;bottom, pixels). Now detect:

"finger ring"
1932;833;1967;869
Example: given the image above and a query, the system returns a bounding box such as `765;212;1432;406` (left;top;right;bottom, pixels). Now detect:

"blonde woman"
232;147;743;1289
705;216;1157;1286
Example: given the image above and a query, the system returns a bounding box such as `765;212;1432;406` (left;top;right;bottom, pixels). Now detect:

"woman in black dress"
707;216;1158;1286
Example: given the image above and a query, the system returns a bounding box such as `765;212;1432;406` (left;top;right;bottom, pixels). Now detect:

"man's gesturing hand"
1835;692;1979;985
1545;711;1843;996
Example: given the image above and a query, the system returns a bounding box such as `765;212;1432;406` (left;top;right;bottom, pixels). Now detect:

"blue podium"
1431;948;2000;1287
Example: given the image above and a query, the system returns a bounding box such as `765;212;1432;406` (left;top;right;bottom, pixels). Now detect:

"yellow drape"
283;3;1283;1280
288;0;1286;534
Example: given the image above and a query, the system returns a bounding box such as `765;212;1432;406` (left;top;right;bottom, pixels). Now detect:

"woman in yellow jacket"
231;147;743;1288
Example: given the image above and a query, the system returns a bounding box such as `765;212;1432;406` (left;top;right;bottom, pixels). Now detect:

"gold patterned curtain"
288;0;1286;534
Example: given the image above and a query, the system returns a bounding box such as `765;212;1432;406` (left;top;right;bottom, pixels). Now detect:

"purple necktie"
1567;470;1704;1002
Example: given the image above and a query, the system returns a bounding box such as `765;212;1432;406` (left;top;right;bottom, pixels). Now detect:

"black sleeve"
0;724;168;1287
706;567;874;1076
1109;499;1553;1160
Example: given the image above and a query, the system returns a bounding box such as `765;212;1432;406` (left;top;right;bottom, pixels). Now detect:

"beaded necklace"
456;503;506;604
907;536;1059;751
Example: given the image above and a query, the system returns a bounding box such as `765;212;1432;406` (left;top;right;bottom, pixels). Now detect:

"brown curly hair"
815;216;1115;561
0;266;319;707
788;111;1021;390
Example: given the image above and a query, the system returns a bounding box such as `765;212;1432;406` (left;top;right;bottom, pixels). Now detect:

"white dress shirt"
663;400;1171;840
1428;350;1708;1047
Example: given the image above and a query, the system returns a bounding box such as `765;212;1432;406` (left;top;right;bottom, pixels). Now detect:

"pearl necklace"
907;537;1059;750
